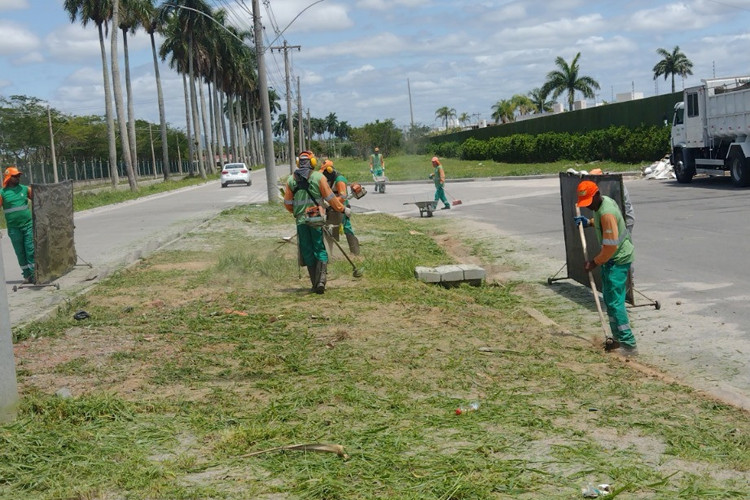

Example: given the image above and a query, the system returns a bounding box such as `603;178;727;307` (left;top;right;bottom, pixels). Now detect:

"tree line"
436;46;694;128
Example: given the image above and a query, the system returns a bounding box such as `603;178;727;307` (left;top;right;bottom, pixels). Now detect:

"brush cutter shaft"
323;226;359;271
575;206;609;336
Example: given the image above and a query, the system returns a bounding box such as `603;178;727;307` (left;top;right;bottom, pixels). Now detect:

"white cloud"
357;0;430;9
628;1;721;31
336;64;376;84
263;0;353;34
11;50;42;64
304;32;407;58
0;20;39;55
0;0;28;11
46;24;100;62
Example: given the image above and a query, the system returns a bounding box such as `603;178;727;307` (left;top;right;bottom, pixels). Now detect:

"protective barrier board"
32;181;76;284
559;172;634;305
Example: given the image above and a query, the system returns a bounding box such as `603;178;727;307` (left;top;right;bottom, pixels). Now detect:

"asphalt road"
3;168;749;410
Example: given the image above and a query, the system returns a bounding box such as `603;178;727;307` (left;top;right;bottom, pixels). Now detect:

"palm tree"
491;99;515;124
653;46;694;93
435;106;456;129
324;112;338;139
110;0;137;191
457;112;471;126
542;52;600;112
528;87;554;114
63;0;119;186
510;94;535;117
134;0;169;179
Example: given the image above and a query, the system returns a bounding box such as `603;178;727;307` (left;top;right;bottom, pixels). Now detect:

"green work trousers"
8;221;34;280
434;185;449;207
297;223;328;268
601;261;636;347
342;214;354;236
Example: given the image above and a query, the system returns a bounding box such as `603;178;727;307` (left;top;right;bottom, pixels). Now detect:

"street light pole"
253;0;280;202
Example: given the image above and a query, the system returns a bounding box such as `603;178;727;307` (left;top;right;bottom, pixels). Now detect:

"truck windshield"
673;107;684;126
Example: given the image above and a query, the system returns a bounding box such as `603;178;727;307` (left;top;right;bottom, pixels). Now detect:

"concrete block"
437;265;465;283
457;264;486;281
414;266;441;283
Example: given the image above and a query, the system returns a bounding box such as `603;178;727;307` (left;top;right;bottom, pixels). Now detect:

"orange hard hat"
2;166;21;188
431;156;440;164
321;159;334;173
590;168;603;175
576;180;599;208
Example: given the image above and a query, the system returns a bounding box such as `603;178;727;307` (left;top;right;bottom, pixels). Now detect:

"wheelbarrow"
403;201;437;217
373;174;387;193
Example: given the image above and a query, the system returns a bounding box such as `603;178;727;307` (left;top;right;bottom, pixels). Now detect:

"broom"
446;189;462;206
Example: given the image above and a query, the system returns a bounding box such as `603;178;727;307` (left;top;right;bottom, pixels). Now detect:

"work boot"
441;204;451;210
346;233;360;255
314;262;327;294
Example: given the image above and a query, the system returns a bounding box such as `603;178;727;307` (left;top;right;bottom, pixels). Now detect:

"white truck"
671;76;750;186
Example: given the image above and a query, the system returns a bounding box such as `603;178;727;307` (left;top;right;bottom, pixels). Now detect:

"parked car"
220;163;252;187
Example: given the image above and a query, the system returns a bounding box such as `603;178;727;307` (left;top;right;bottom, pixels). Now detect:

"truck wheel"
728;149;750;187
673;150;694;183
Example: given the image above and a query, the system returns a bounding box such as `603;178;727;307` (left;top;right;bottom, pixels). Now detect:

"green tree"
435;106;456;129
457;112;471;127
510;94;535;117
542;52;600;112
491;99;515;124
653;45;694;93
528;87;554;114
324;112;338;139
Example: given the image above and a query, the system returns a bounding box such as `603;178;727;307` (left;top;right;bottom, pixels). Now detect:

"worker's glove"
574;216;590;228
429;173;434;179
344;207;351;217
369;169;373;174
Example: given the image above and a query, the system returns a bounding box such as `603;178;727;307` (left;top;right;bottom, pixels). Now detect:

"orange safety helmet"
2;166;21;188
296;150;318;168
321;159;334;173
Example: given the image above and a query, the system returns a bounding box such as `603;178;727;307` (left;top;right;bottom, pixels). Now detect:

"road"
3;168;749;410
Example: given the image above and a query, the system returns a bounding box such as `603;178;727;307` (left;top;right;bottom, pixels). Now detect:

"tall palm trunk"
183;73;193;175
149;30;169;180
98;24;118;187
227;96;237;162
220;91;230;160
188;37;206;179
212;75;225;169
198;80;214;174
111;0;137;191
122;27;137;169
207;79;218;168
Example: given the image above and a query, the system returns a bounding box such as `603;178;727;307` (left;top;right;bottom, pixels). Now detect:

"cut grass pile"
3;204;748;499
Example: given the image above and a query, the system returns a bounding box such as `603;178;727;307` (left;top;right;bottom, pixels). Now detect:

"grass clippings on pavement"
3;204;749;499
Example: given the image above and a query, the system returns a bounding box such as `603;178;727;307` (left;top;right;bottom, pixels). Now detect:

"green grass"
4;204;748;499
326;155;644;184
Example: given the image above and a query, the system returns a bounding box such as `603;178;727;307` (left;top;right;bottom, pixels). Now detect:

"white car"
220;163;252;188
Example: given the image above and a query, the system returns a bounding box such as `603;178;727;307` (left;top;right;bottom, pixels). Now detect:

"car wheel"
728;148;750;187
673;150;694;184
221;183;227;188
246;181;251;186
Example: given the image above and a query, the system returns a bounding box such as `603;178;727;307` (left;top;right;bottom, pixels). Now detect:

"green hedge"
446;125;669;164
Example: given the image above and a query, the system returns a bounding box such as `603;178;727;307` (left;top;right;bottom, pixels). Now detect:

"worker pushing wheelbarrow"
369;146;387;193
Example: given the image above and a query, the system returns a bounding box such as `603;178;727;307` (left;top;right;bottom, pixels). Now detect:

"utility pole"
407;78;415;129
307;108;311;147
252;0;279;203
297;76;304;151
271;41;301;174
47;105;59;183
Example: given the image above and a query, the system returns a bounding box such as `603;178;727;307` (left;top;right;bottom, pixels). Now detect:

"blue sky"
1;0;750;130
